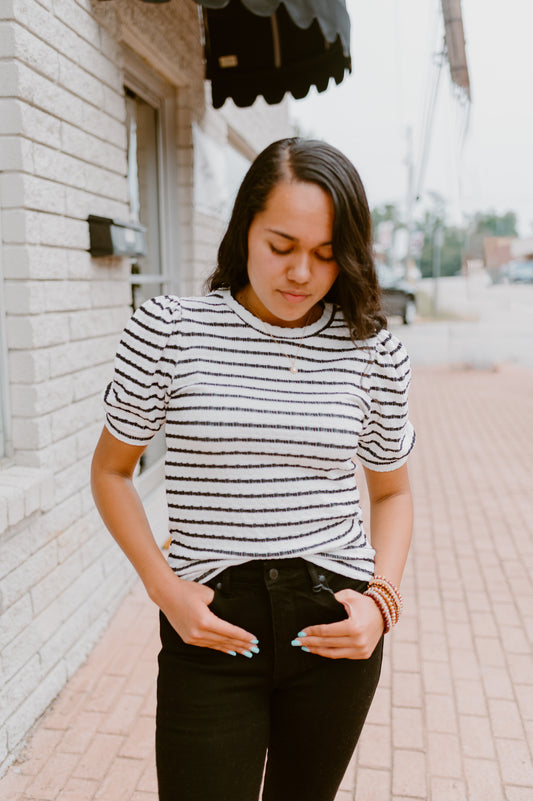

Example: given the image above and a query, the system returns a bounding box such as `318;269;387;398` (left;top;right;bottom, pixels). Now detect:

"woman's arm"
91;428;258;656
294;463;413;659
363;463;413;587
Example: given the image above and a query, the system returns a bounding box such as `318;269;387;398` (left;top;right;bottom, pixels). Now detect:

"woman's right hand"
158;574;259;657
91;429;259;658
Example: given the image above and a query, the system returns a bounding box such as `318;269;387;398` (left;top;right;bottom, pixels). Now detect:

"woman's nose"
287;253;312;283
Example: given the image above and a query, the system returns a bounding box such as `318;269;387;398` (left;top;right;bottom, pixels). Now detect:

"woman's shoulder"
136;294;182;321
177;290;227;314
368;328;411;381
132;291;233;337
125;296;183;348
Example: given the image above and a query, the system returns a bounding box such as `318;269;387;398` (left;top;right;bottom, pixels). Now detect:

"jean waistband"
206;558;336;597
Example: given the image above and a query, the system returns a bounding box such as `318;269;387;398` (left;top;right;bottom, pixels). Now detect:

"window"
124;54;178;473
0;231;10;460
126;89;165;309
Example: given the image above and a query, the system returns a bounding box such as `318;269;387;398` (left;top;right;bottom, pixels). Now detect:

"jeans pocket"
318;567;368;596
306;564;368;619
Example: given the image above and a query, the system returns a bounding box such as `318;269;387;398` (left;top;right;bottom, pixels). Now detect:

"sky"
289;0;533;238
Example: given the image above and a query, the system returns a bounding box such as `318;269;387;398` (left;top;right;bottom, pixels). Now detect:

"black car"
376;265;417;325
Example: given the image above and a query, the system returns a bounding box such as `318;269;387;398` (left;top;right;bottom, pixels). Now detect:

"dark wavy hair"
207;137;386;340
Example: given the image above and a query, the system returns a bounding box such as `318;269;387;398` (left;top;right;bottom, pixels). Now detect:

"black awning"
193;0;351;108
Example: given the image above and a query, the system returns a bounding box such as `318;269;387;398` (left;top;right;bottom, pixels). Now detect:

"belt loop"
306;562;335;596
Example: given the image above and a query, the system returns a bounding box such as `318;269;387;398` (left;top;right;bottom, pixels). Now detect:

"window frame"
123;49;180;297
0;201;12;460
122;50;179;491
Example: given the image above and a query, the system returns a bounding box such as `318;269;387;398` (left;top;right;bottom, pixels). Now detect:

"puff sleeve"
356;330;415;471
103;296;182;446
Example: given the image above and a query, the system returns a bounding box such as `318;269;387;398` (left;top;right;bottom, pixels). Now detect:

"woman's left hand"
295;590;385;660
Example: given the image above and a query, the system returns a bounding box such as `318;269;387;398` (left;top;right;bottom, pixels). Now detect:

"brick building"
0;0;291;773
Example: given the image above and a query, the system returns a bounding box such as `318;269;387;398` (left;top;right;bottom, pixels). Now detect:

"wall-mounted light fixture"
88;215;146;258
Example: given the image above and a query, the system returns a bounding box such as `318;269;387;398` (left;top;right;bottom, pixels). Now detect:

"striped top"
103;289;415;583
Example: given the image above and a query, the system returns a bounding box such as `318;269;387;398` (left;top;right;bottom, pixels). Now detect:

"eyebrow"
266;228;332;247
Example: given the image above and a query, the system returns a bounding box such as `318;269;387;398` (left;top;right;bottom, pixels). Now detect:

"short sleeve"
103;296;182;446
356;331;415;471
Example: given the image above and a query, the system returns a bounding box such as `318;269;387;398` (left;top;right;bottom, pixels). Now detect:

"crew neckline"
219;288;335;339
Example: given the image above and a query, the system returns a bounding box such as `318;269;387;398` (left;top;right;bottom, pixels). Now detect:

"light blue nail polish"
242;650;253;658
250;645;260;654
297;631;306;638
227;650;237;656
301;646;310;653
291;639;301;647
250;638;259;644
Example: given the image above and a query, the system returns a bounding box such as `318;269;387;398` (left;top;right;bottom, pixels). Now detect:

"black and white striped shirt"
103;289;415;583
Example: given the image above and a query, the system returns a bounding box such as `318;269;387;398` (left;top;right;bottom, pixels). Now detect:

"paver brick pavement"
1;363;532;800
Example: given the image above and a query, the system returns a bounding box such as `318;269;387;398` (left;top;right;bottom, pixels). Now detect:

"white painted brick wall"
0;0;290;775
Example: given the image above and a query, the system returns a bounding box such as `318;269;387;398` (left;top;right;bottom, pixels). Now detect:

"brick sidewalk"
1;364;532;800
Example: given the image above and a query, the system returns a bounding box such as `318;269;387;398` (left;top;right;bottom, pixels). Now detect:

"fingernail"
291;639;301;647
227;650;237;656
250;645;260;654
301;646;310;653
250;638;259;644
242;650;254;658
297;631;306;638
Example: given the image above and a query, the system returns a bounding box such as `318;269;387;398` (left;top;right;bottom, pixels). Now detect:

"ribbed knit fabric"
103;289;415;583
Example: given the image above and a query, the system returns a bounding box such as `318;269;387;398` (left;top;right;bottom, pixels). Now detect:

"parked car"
492;259;533;284
376;264;417;324
506;259;533;283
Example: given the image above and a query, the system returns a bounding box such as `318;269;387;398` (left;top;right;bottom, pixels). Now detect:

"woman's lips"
280;291;309;303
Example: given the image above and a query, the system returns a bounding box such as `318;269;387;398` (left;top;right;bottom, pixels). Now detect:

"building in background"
0;0;292;773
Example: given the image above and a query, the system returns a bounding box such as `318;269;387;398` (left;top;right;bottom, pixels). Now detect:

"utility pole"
404;126;416;280
432;222;444;316
428;190;446;316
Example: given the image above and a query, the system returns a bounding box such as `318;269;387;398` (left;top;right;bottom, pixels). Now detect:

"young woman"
91;138;415;801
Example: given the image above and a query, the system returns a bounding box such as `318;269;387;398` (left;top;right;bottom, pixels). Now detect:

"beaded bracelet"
364;587;393;632
364;575;403;632
372;575;403;612
370;583;401;622
367;586;398;628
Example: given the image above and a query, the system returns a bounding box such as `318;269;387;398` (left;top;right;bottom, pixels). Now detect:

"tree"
416;214;464;278
465;211;518;259
371;204;403;230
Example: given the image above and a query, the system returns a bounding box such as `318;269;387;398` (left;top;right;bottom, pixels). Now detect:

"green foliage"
472;211;518;236
371;204;404;230
465;211;518;259
371;203;519;278
418;224;465;278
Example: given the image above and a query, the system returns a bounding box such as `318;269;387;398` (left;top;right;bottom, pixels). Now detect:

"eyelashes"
269;244;334;262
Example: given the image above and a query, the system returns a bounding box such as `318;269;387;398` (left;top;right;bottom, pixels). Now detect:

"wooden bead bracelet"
364;575;403;633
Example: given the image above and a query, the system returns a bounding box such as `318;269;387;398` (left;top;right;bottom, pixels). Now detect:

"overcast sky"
290;0;533;237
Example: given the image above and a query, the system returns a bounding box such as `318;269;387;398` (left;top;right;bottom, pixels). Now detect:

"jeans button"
268;568;279;581
215;581;223;591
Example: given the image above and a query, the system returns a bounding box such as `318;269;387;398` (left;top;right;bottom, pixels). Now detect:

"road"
390;274;533;369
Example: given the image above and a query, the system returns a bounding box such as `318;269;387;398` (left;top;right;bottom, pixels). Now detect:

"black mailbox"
88;215;147;258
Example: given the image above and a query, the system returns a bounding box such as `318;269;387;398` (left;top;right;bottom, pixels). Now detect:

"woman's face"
238;180;339;327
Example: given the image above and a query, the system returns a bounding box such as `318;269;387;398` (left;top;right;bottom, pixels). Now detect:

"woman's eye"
316;252;334;262
270;244;292;255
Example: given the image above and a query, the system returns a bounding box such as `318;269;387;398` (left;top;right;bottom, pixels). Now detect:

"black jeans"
156;558;383;801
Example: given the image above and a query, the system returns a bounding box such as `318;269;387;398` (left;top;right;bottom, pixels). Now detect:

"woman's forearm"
369;490;413;587
91;431;258;654
91;462;178;606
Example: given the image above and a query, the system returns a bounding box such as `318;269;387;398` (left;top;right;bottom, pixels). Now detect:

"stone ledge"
0;465;54;534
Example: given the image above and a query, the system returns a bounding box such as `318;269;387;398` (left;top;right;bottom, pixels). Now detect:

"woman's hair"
207;137;386;339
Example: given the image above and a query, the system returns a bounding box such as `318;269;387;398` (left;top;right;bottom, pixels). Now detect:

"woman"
91;138;415;801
